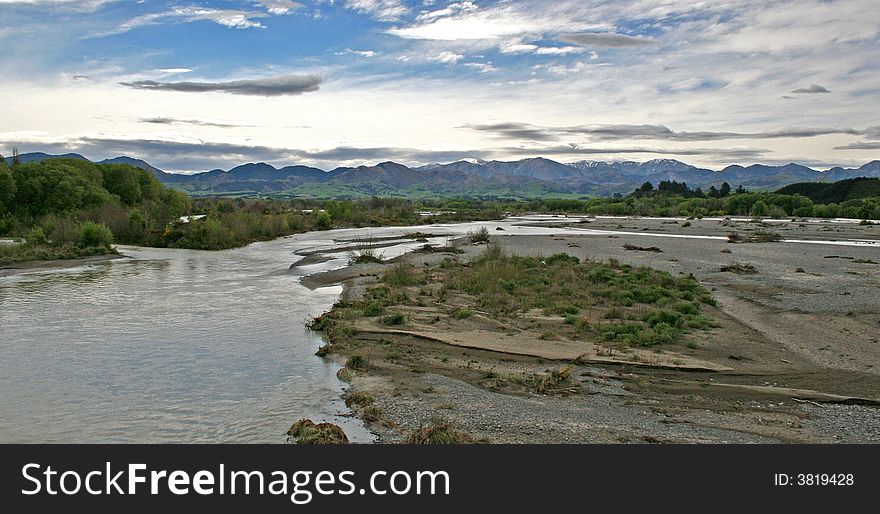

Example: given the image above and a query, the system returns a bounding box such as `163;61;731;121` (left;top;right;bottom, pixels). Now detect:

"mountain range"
8;152;880;198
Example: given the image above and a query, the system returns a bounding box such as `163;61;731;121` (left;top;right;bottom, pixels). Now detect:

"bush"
345;355;368;370
363;302;385;317
384;260;420;286
314;211;332;230
25;226;47;246
78;221;114;250
453;308;474;319
381;313;406;326
468;226;491;244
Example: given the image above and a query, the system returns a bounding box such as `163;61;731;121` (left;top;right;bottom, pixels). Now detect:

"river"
1;217;876;443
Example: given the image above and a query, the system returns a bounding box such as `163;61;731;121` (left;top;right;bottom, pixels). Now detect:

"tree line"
2;155;877;265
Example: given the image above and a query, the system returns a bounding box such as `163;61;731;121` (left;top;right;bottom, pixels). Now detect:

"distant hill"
776;177;880;204
6;152;89;164
99;156;169;179
6;151;880;199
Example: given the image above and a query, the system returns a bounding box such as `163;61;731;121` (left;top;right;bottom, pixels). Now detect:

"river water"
1;217;876;443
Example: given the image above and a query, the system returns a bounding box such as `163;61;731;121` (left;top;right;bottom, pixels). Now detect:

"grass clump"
728;231;782;243
383;260;422;287
287;419;349;444
362;301;385;317
404;417;476;444
345;354;368;370
381;313;406;326
530;366;575;394
468;226;491;244
362;405;386;423
720;262;758;274
453;308;474;319
623;243;663;253
345;391;374;408
538;330;556;341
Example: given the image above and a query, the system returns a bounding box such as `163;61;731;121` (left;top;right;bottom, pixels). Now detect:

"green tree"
0;162;15;214
102;165;143;205
315;211;332;230
79;221;114;250
750;200;768;217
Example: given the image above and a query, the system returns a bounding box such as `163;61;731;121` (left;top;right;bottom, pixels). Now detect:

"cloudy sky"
1;0;879;172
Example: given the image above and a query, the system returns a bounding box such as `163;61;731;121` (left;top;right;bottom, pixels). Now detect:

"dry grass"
287;419;349;444
404;417;476;444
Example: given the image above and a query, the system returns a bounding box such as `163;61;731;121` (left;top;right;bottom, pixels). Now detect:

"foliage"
440;248;716;346
314;211;332;230
468;226;491;244
79;221;114;250
776;177;880;204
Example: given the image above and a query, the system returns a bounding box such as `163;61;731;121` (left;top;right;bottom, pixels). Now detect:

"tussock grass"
623;243;663;252
468;226;491;244
345;391;375;408
452;308;474;319
381;313;406;326
287;419;349;444
720;262;758;274
728;231;782;243
346;354;368;370
383;260;422;287
404;417;476;444
438;248;716;347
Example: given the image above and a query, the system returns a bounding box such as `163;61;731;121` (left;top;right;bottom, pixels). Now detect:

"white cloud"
156;68;193;74
431;51;464;64
534;46;587;55
256;1;302;15
416;0;478;21
3;0;880;170
175;7;266;29
344;0;409;22
463;61;497;73
336;48;378;58
91;7;270;37
0;0;115;7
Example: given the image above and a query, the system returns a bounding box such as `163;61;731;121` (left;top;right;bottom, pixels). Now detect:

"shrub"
363;302;385;317
468;226;491;244
384;260;420;286
314;211;332;230
453;308;474;319
672;301;700;315
381;313;406;326
643;309;682;328
546;253;579;265
25;226;47;246
345;354;368;370
78;221;114;249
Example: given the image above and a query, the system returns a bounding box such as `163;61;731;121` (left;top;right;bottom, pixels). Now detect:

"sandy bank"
0;253;124;278
306;217;880;444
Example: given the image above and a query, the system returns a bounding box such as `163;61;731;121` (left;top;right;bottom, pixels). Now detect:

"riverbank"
307;216;880;443
0;252;123;277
